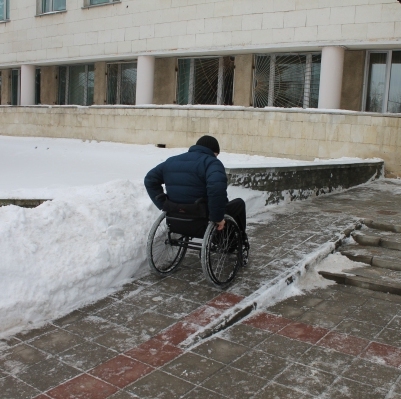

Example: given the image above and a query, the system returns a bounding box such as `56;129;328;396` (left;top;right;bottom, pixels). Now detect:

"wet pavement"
1;179;401;398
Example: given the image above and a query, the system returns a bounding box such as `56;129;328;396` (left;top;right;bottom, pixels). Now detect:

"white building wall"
0;0;400;67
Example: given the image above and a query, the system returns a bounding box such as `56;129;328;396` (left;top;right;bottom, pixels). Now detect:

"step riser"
352;234;401;252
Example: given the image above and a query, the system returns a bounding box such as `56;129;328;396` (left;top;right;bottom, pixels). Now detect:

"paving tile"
183;305;224;326
275;363;336;396
298;346;355;374
351;307;396;327
79;296;117;314
297;309;346;329
231;349;289;380
153;296;200;319
243;312;291;333
125;369;195;399
180;283;221;304
152;277;193;296
95;303;145;326
111;282;143;300
361;341;401;368
14;324;57;342
228;278;264;297
107;391;138;399
334;318;384;340
0;343;50;375
125;338;183;367
122;289;171;310
342;358;401;390
53;310;86;327
375;328;401;348
201;366;266;399
58;341;116;371
162;352;224;384
0;337;21;351
0;375;40;398
90;354;153;388
46;373;117;399
63;315;118;340
182;387;226;399
93;326;147;353
314;299;358;317
255;334;312;361
319;331;369;357
220;323;271;348
206;292;244;310
266;302;307;319
18;357;80;392
278;321;329;344
153;321;200;346
253;382;312;399
124;311;176;337
30;329;84;356
320;377;387;399
191;337;248;364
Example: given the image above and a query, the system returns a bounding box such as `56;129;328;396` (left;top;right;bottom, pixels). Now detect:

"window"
0;0;10;21
35;68;41;105
11;69;20;105
365;51;401;113
84;0;119;6
253;53;321;109
58;65;94;106
107;62;137;105
176;57;235;105
40;0;65;13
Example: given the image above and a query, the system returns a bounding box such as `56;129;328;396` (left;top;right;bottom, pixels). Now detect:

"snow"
0;135;381;339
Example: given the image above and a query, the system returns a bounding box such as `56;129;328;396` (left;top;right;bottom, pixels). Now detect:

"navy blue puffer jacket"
144;145;228;222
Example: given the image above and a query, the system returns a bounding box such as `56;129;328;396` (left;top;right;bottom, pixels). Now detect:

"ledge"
35;10;67;17
0;19;10;24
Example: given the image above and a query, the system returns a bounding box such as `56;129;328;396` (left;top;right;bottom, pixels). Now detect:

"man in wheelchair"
144;135;249;266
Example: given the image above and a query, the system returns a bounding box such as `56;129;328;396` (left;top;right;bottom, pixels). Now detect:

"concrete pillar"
318;46;345;110
1;70;11;105
136;55;155;105
20;64;36;105
40;66;58;105
153;57;176;104
233;54;253;107
94;62;107;105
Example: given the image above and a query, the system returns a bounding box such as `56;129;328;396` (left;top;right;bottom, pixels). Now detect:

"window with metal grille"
253;53;321;109
40;0;65;13
58;65;94;106
107;62;137;105
176;56;235;106
364;51;401;113
0;0;10;21
35;68;41;105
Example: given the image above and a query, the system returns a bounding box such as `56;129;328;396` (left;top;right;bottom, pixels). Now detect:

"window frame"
362;50;400;114
106;61;137;105
252;52;321;109
0;0;10;22
82;0;120;8
10;69;21;106
37;0;66;15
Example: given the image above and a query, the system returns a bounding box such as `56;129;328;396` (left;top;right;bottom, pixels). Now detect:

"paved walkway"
1;179;401;398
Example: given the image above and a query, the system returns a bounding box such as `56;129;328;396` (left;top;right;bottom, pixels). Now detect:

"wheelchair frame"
146;211;243;289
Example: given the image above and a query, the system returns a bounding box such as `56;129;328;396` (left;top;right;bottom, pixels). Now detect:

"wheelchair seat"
146;196;244;288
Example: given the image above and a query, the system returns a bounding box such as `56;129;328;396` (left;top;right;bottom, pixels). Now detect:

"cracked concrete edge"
180;218;363;350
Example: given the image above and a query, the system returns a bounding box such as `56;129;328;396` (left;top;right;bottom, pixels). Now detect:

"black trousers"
225;198;246;234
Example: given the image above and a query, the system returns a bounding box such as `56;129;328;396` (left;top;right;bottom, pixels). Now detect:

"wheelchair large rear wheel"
147;213;188;276
201;215;242;288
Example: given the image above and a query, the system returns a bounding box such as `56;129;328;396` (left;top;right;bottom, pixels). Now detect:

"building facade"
0;0;400;173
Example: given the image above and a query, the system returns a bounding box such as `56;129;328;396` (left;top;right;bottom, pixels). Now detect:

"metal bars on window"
364;51;401;114
107;62;137;105
58;65;94;106
253;53;321;109
176;56;235;106
11;69;20;106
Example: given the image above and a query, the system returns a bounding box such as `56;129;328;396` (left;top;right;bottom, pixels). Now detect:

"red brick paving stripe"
125;338;183;367
318;331;370;357
243;312;292;333
279;321;329;344
184;305;225;326
207;292;244;310
89;354;153;389
33;395;52;399
46;374;118;399
361;342;401;368
153;321;200;346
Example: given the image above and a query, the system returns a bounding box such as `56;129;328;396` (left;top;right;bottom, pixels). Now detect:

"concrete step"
363;219;401;233
352;232;401;251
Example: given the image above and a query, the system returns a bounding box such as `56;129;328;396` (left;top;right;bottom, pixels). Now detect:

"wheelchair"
146;196;243;289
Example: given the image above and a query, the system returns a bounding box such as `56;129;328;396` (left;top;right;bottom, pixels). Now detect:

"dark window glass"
366;53;387;113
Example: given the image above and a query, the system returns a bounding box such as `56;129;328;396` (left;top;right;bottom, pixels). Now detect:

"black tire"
147;212;188;276
201;215;242;288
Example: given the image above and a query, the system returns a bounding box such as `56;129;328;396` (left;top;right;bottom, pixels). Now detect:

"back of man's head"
196;135;220;154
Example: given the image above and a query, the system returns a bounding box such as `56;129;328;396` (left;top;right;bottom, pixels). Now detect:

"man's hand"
216;220;225;230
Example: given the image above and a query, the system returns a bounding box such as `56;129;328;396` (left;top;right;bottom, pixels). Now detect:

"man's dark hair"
196;135;220;154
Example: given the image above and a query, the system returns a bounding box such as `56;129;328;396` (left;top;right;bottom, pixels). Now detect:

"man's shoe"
242;233;250;267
